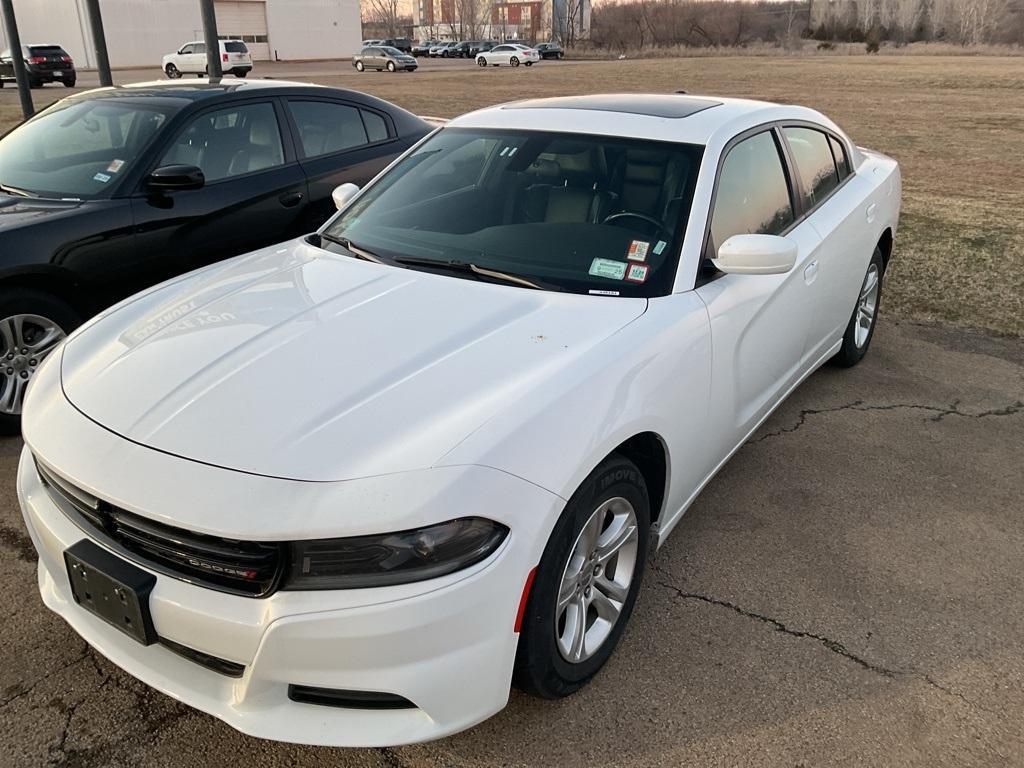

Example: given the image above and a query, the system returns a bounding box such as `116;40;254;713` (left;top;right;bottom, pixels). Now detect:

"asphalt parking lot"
1;316;1021;767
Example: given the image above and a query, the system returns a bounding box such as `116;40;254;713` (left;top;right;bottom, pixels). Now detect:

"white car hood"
61;240;646;482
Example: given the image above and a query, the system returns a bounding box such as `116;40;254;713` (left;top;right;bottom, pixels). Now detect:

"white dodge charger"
18;94;900;747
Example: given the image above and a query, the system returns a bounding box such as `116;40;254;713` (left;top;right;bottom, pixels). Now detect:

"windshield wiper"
393;256;556;291
0;183;37;198
319;232;385;264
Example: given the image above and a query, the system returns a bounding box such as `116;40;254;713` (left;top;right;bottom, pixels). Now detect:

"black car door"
282;97;405;232
131;98;309;276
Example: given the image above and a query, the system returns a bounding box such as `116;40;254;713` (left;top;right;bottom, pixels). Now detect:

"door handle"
279;191;304;208
803;260;819;284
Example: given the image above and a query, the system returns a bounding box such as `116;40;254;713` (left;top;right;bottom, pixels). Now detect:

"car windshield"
322;128;704;296
0;98;175;199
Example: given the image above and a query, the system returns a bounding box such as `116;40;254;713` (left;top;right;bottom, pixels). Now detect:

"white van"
162;40;252;79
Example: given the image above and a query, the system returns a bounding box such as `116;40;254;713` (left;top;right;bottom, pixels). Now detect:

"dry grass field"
2;55;1021;335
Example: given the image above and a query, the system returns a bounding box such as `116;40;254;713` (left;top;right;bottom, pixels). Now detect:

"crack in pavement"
0;644;97;710
655;577;996;715
749;398;1024;443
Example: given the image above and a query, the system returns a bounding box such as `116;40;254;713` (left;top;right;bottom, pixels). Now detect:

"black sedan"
534;42;565;60
0;79;430;429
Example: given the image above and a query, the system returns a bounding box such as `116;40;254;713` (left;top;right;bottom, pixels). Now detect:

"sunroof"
503;94;722;119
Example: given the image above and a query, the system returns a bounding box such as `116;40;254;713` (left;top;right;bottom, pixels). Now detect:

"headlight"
284;517;508;590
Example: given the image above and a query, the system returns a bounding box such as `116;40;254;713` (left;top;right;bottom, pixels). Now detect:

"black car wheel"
63;76;76;87
525;61;533;66
477;57;487;67
234;70;247;78
355;60;365;72
165;63;181;79
514;454;650;698
387;61;396;72
510;56;520;67
0;289;81;434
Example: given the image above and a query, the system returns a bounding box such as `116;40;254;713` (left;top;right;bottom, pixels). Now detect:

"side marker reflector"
514;566;537;633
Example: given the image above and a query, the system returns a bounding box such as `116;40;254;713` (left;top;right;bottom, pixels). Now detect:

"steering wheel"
602;211;669;238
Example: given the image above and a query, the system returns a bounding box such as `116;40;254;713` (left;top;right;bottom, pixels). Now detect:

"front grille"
35;459;283;597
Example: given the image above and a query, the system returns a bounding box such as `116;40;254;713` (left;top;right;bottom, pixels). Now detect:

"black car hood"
0;194;87;229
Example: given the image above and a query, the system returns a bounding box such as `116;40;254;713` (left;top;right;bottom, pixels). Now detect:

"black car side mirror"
147;164;205;191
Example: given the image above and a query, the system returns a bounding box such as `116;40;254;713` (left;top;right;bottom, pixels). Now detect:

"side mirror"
147;164;205;191
332;182;360;211
713;234;796;276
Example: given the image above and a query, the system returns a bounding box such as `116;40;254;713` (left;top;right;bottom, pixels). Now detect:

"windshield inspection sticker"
653;240;667;256
106;159;125;173
589;258;628;280
626;240;649;262
625;263;650;283
92;172;111;183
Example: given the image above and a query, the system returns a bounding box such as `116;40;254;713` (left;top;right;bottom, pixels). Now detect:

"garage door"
215;1;270;60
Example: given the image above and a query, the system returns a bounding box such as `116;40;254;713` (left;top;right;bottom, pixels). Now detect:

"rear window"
224;42;248;53
28;46;67;56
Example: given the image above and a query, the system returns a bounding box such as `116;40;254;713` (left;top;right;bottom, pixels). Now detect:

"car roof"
74;79;330;102
448;93;841;147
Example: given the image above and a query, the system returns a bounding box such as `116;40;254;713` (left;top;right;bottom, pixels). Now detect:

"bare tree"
365;0;402;38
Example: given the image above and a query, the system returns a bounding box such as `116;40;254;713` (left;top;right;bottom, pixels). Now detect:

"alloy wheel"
855;263;879;348
0;314;66;415
555;497;639;663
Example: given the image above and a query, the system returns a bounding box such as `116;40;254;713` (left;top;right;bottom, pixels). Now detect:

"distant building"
0;0;361;68
413;0;589;43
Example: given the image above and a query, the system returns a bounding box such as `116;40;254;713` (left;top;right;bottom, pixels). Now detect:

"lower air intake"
287;685;416;710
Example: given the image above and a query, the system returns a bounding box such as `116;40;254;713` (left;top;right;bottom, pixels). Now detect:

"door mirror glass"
147;164;205;191
332;182;360;210
714;234;796;275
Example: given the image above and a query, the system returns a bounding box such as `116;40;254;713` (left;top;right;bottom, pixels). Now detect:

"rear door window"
783;126;840;210
287;100;369;158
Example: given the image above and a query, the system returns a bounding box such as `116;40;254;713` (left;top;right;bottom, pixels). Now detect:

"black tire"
0;78;5;89
510;56;520;67
355;60;365;72
165;63;181;79
234;70;247;78
387;61;396;72
0;289;81;435
525;61;533;66
514;454;650;698
832;246;884;368
477;57;487;67
63;76;76;87
558;52;564;59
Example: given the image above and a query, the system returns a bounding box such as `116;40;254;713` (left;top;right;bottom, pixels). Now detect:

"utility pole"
199;0;223;78
83;0;113;86
0;0;33;118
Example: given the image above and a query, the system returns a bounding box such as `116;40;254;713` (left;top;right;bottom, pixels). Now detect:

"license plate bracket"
64;540;157;645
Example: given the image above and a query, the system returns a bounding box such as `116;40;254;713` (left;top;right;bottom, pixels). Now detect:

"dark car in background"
470;40;498;57
412;40;437;56
0;44;76;88
353;46;418;72
534;42;565;59
380;37;413;53
0;79;430;428
449;41;474;58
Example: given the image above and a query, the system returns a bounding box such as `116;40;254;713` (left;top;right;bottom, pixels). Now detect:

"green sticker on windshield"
589;258;628;280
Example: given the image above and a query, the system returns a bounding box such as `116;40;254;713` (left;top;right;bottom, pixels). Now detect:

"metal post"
198;0;222;79
83;0;112;86
0;0;34;118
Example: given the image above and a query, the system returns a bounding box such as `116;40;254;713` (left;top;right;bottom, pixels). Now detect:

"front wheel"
355;61;365;72
0;289;81;434
165;63;181;79
387;61;396;72
514;454;650;698
832;246;884;368
477;56;487;67
510;56;520;67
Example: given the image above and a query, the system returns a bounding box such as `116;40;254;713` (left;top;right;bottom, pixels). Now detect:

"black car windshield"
323;128;704;296
0;98;176;199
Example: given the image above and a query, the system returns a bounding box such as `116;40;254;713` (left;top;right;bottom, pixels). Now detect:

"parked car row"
5;75;901;751
412;39;565;59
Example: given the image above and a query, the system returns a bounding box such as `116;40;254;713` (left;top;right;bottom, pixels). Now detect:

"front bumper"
20;447;552;746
